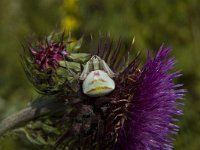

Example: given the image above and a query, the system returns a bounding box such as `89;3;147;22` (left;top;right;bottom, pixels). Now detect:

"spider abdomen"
82;70;115;97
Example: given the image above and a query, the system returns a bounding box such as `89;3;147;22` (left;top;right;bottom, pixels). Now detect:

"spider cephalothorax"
80;55;115;97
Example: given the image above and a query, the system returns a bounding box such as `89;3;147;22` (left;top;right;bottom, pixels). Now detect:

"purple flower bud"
31;42;69;71
21;32;72;94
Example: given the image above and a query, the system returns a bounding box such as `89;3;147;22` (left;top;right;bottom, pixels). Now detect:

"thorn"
90;34;93;40
132;36;135;45
68;31;72;40
108;32;111;37
99;31;102;37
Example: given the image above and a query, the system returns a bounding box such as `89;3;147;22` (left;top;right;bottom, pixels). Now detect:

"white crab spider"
80;55;115;97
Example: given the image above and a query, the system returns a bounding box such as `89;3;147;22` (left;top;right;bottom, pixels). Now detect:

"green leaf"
68;53;91;63
72;37;83;52
59;61;80;72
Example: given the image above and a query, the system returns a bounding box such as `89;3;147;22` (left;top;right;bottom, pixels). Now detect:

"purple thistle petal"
116;46;185;150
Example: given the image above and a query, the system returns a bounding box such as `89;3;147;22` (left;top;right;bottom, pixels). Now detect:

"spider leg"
100;59;115;77
80;61;90;80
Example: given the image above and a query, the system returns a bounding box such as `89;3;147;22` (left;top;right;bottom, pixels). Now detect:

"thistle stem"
0;96;66;136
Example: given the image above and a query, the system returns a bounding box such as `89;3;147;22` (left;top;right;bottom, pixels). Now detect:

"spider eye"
82;70;115;97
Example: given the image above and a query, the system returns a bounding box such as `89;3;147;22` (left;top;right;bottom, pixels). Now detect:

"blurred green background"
0;0;199;149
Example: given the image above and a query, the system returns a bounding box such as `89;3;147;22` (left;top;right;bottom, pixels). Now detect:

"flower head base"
21;34;185;150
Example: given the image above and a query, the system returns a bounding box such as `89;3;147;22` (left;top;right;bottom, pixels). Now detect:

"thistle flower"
115;46;185;150
21;35;185;150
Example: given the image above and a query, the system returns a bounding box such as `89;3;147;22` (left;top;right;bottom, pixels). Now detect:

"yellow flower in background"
61;15;79;31
63;0;78;13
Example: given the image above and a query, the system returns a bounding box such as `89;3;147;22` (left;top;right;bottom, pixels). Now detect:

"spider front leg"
80;55;100;80
100;59;115;77
80;60;91;80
